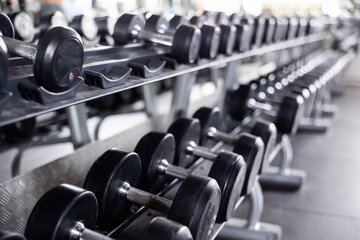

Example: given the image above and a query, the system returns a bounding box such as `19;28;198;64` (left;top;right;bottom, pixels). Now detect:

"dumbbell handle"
136;30;173;47
164;161;192;179
247;99;277;117
70;222;115;240
2;36;36;60
119;182;172;214
186;141;218;160
207;127;237;144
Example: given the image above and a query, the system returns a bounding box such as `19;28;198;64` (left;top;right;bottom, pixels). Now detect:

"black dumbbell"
95;16;117;39
273;16;288;42
196;12;236;55
38;11;69;36
2;117;36;144
229;13;242;24
7;11;35;42
84;149;220;239
297;17;308;37
168;118;264;196
25;184;193;240
0;11;84;93
193;107;277;173
70;15;99;43
228;83;304;134
135;132;246;223
286;17;299;40
0;37;8;92
113;13;201;64
262;16;276;45
0;229;26;240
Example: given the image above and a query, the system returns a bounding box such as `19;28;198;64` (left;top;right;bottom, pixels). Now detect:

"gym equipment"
193;107;277;173
263;16;275;44
95;16;117;39
70;15;99;42
2;117;36;144
39;11;68;36
252;16;266;48
25;184;193;240
8;11;35;42
135;132;246;223
168;118;264;196
227;83;304;134
0;37;8;92
286;17;299;39
0;11;84;93
113;13;201;63
84;149;221;239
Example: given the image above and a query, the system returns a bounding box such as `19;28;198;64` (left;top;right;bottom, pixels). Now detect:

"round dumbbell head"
199;24;220;59
96;16;117;37
209;151;246;223
0;230;26;240
8;12;35;42
276;94;304;134
229;13;242;24
145;14;169;33
215;12;229;25
172;24;201;64
140;217;193;240
233;133;264;196
0;12;15;38
134;132;175;193
25;184;97;240
192;107;220;147
168;118;201;167
70;15;98;41
168;174;220;240
228;84;254;121
40;11;68;34
201;11;216;24
0;38;8;91
169;15;189;31
218;24;236;55
250;119;277;173
83;148;141;230
189;16;205;28
2;117;36;144
113;13;145;45
33;26;84;93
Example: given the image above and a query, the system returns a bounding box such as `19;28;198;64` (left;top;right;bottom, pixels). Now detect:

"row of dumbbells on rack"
0;10;332;104
0;47;352;239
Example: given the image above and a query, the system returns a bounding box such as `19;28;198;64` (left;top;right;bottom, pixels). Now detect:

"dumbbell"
0;11;84;93
25;184;193;240
252;15;266;48
0;229;25;240
0;37;8;92
95;16;117;39
38;11;68;36
297;17;308;37
2;117;36;144
168;118;264;196
70;15;99;43
7;11;35;42
84;149;220;240
193;107;277;173
135;132;246;223
262;16;276;45
169;15;189;31
113;13;201;64
194;12;236;55
286;17;299;40
273;16;288;42
228;83;304;134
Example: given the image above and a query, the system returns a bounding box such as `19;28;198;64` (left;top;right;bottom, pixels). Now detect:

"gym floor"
232;85;360;240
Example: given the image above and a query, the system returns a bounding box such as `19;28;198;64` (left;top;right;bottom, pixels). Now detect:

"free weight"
113;13;201;63
84;149;221;239
70;15;99;42
169;15;189;31
135;132;246;223
0;37;8;92
25;184;193;240
193;107;277;173
262;16;276;45
95;16;117;39
286;17;299;40
8;11;35;42
168;118;264;196
0;11;84;93
39;11;69;36
228;83;304;134
2;117;36;144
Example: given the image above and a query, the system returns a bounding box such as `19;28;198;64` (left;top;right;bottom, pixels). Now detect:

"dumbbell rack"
1;29;354;239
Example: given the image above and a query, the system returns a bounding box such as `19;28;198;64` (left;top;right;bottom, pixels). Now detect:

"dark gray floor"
232;86;360;240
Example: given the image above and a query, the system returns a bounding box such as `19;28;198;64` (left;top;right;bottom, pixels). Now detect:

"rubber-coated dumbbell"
70;15;99;43
95;16;117;39
25;184;193;240
0;229;26;240
7;11;35;42
228;83;304;134
169;15;189;31
168;118;264;196
297;17;308;37
194;12;236;55
193;107;277;173
38;11;68;36
286;17;299;40
0;37;8;92
273;16;288;42
2;117;36;144
262;16;276;45
84;149;220;240
113;13;201;64
252;15;266;48
135;132;246;223
0;11;84;93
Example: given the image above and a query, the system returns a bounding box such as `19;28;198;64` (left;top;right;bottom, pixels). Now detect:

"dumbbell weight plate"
276;94;304;134
83;149;141;230
0;12;15;38
172;25;201;64
134;132;176;193
145;15;169;33
208;151;245;223
113;14;145;45
0;230;25;240
0;38;8;91
189;16;205;28
9;12;35;42
192;107;220;148
25;184;97;240
218;24;236;55
170;15;189;30
168;118;201;167
228;84;254;121
140;217;193;240
199;24;220;59
34;27;84;93
71;15;98;41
